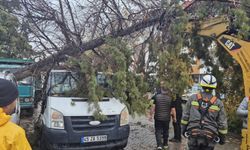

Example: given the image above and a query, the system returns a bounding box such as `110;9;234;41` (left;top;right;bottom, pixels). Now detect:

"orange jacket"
0;108;31;150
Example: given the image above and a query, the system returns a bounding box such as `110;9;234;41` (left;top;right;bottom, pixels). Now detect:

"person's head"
160;81;165;89
159;80;171;95
200;74;217;93
159;80;167;91
0;79;18;115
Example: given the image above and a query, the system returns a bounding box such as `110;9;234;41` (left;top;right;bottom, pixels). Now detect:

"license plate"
81;135;107;143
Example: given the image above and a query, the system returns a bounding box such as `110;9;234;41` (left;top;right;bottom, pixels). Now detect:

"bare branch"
65;0;81;44
15;8;162;80
58;0;71;43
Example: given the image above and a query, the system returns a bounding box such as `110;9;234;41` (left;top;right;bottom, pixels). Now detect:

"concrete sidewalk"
125;115;240;150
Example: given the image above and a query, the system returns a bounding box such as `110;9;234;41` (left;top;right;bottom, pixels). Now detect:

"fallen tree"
14;9;162;80
14;0;244;81
14;0;171;80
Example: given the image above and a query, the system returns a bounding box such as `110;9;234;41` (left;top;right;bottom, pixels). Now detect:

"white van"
0;71;21;124
40;70;130;150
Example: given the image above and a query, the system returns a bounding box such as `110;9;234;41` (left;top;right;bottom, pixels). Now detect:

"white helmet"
200;74;217;89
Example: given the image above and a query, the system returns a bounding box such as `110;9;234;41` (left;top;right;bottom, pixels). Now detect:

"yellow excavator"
184;5;250;150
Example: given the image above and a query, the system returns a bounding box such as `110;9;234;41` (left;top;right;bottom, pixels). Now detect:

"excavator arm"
182;0;241;10
186;15;250;97
186;16;229;37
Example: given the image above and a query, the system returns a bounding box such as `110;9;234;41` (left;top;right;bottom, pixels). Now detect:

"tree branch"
14;9;162;80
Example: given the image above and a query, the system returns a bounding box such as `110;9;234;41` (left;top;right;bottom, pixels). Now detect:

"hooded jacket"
0;108;31;150
181;92;228;136
236;97;248;129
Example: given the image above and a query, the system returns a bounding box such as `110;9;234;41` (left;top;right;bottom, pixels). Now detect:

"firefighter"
181;74;228;150
0;79;31;150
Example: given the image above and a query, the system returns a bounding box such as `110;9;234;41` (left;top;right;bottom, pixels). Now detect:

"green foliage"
0;1;32;58
67;38;150;118
189;1;229;19
242;0;250;18
158;51;191;95
112;71;127;102
0;0;21;12
155;4;191;96
229;9;250;40
224;95;243;134
67;54;107;120
102;38;150;116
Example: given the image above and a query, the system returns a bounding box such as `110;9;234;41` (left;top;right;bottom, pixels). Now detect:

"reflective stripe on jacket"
0;108;32;150
181;92;228;135
236;97;248;128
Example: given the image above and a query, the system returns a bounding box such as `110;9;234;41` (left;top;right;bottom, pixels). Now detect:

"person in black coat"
169;94;183;142
149;81;176;150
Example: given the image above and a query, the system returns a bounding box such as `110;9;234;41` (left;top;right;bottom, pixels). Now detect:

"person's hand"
172;115;177;123
170;108;176;122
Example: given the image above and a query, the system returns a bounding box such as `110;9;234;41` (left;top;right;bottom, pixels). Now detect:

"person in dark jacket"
169;94;183;143
149;81;176;150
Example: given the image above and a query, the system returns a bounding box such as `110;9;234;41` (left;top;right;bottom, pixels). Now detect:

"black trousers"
155;119;170;147
188;136;216;150
172;115;182;140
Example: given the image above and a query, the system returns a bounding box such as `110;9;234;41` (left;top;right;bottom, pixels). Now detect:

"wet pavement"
20;109;241;150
